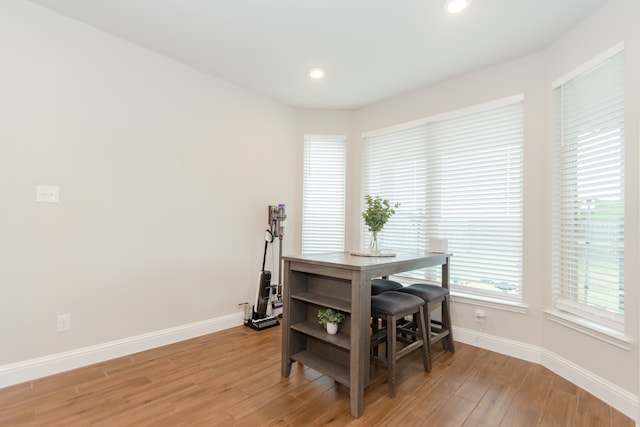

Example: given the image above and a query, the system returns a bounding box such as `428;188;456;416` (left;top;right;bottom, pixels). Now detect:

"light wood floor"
0;324;634;426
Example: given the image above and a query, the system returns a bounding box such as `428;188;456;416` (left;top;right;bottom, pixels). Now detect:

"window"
362;96;524;301
552;44;625;331
302;136;346;254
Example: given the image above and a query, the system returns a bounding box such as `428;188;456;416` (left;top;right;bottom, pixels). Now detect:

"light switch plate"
57;314;71;332
36;185;60;203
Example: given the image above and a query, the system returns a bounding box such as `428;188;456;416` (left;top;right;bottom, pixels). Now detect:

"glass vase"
368;231;380;253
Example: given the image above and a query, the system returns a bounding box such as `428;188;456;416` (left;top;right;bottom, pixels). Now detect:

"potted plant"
317;308;346;335
362;195;399;253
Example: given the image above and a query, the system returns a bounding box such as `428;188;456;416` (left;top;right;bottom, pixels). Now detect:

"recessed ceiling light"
444;0;470;14
309;68;325;79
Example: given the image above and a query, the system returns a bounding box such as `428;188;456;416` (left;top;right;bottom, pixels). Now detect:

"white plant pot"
326;322;338;335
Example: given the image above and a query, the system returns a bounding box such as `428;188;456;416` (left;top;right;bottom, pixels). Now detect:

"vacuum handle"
277;204;286;238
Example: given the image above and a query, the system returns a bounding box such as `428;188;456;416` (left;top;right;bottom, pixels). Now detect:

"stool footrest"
396;341;424;360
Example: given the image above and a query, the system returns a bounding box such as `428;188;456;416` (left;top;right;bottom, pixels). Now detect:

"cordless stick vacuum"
272;204;286;316
246;205;284;331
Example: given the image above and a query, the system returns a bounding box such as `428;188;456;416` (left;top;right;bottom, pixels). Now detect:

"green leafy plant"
317;308;346;327
362;195;399;233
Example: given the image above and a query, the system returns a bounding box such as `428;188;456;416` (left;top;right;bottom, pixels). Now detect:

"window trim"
362;95;524;138
544;309;632;351
551;41;624;89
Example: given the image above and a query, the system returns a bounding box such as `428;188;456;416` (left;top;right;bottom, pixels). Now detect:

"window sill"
451;292;529;314
543;309;632;351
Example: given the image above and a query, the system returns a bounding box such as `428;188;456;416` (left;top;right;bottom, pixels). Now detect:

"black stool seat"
396;283;454;353
371;291;422;315
370;291;430;397
395;283;448;301
371;278;403;295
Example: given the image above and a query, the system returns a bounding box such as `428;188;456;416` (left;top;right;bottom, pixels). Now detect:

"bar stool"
371;278;403;295
370;291;431;397
396;283;455;355
370;279;402;358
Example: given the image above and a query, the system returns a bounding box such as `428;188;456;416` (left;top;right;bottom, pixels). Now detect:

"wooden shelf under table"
290;350;350;387
290;292;351;313
290;321;350;350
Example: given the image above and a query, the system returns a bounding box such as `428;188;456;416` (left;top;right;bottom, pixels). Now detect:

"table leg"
442;257;450;289
349;274;370;418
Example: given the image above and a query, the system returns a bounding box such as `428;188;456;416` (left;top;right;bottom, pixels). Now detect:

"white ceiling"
27;0;607;110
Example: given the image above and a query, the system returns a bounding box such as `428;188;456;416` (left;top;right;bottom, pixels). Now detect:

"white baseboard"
453;326;543;364
0;312;244;389
453;326;638;423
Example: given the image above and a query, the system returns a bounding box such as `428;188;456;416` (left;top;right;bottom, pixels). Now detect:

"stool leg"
417;306;431;372
387;313;397;398
425;301;434;359
442;296;455;352
371;317;379;357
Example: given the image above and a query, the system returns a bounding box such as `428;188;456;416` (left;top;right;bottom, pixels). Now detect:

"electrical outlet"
36;185;60;203
57;314;71;332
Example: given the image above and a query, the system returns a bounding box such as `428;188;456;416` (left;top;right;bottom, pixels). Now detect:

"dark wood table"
280;251;450;418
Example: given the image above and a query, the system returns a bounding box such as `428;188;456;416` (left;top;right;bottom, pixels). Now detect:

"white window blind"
361;126;429;255
552;47;625;331
302;136;346;254
363;97;523;301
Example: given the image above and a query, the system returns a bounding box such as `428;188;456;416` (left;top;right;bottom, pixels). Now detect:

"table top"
282;251;450;272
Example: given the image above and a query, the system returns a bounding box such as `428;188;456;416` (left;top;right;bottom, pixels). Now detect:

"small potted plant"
362;195;399;253
317;308;346;335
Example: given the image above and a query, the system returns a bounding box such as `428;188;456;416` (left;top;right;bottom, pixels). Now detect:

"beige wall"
0;0;298;365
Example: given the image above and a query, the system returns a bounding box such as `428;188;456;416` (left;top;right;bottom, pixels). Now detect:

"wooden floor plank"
0;324;634;426
577;388;611;420
499;404;541;427
466;383;517;426
613;407;637;427
423;394;477;427
538;388;577;427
